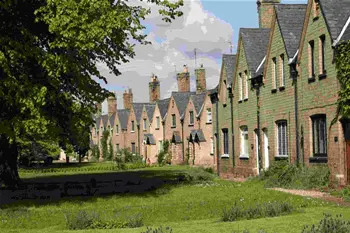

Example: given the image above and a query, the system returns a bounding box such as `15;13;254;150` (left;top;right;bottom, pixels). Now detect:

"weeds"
301;213;350;233
141;226;173;233
222;201;294;222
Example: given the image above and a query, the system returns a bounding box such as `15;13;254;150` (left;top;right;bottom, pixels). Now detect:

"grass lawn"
1;165;349;233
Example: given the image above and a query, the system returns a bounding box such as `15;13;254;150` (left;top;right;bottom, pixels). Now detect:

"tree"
0;0;183;187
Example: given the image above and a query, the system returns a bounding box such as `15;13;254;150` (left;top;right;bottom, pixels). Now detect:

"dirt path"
269;188;350;207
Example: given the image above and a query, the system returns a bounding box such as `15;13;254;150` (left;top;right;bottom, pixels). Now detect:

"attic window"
313;0;320;19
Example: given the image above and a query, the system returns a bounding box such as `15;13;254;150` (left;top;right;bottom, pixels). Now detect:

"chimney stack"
95;102;102;117
149;74;160;103
257;0;280;28
177;64;190;92
107;92;117;115
123;88;133;109
195;64;206;94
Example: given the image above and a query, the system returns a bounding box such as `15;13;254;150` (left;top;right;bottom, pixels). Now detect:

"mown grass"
1;166;350;233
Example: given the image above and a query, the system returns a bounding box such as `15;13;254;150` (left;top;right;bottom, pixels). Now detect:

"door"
255;130;259;175
263;129;269;170
347;141;350;184
343;121;350;184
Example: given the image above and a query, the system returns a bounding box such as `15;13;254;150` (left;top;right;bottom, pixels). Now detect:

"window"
158;140;163;153
131;143;136;154
222;128;229;155
312;115;327;157
156;116;160;129
116;124;119;134
277;121;288;157
319;35;326;75
240;126;249;158
309;40;315;78
210;137;214;154
116;144;120;153
239;73;243;101
313;0;320;18
244;70;249;99
280;54;285;87
189;111;194;125
143;119;147;130
131;120;135;131
272;57;277;89
172;114;176;127
206;108;212;123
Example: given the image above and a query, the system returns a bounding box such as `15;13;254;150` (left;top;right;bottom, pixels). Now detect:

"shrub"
157;140;171;165
101;130;110;160
107;138;114;161
221;201;294;222
64;210;100;230
203;167;214;174
301;213;350;233
141;226;173;233
259;161;330;189
126;213;144;228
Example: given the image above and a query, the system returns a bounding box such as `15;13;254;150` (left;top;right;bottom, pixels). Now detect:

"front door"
343;120;350;184
263;129;269;170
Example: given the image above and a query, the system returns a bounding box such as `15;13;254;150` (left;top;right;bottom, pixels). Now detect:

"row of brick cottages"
209;0;350;185
90;64;220;167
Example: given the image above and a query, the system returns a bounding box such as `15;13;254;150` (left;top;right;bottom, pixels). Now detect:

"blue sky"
99;0;307;112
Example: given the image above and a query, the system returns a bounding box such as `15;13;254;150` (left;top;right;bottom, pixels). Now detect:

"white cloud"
99;0;233;113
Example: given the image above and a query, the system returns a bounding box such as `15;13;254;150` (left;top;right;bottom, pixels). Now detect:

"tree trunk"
0;135;22;188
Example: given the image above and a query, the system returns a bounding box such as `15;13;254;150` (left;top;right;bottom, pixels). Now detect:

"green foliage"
141;226;173;233
107;138;114;161
221;201;294;222
259;161;330;189
302;213;350;233
101;130;109;160
91;145;100;160
184;147;190;165
123;149;144;163
335;40;350;119
157;140;171;166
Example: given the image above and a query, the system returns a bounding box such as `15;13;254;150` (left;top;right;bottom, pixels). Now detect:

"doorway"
263;129;269;170
343;120;350;184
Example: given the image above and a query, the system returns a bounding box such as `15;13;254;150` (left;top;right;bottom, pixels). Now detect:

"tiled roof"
132;103;147;123
320;0;350;41
157;98;170;119
275;4;307;58
190;129;206;142
101;114;109;128
222;54;237;84
144;104;156;122
118;109;130;130
143;134;156;145
191;93;206;113
240;28;270;77
171;131;182;143
172;91;196;118
95;117;101;129
109;112;116;127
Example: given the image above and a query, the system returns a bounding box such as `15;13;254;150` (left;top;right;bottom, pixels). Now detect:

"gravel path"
269;188;350;206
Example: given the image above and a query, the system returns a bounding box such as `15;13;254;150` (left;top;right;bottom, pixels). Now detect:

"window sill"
239;155;249;160
131;131;135;133
155;128;160;130
309;157;328;164
319;73;327;80
206;122;212;125
188;124;194;127
271;89;277;94
221;154;229;158
210;153;214;156
171;126;176;129
279;86;285;91
275;156;288;160
308;75;316;83
143;129;147;132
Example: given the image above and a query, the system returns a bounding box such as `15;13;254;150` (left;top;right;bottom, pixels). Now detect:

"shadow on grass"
0;168;208;208
18;161;97;170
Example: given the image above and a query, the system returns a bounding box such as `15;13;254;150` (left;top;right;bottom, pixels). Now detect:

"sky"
99;0;306;113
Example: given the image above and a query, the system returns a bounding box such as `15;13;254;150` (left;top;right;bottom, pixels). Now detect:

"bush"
301;213;350;233
64;210;100;230
101;130;110;160
157;140;171;166
221;201;294;222
141;226;173;233
259;161;330;189
126;213;144;228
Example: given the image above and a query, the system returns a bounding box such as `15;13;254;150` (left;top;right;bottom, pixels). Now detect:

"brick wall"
149;76;160;103
177;72;191;92
258;0;280;29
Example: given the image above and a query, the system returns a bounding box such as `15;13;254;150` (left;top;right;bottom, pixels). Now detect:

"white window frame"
143;118;147;130
272;57;277;89
131;120;135;132
156;116;160;129
116;124;119;135
276;121;288;157
131;143;136;155
240;126;249;158
239;73;243;101
189;111;194;125
280;54;285;87
172;114;176;127
206;108;212;123
244;70;249;100
210;137;214;155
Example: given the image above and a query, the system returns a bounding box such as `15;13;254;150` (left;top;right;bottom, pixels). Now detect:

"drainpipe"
210;91;220;177
137;125;141;155
181;119;185;162
229;86;235;167
290;62;300;166
253;75;263;174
